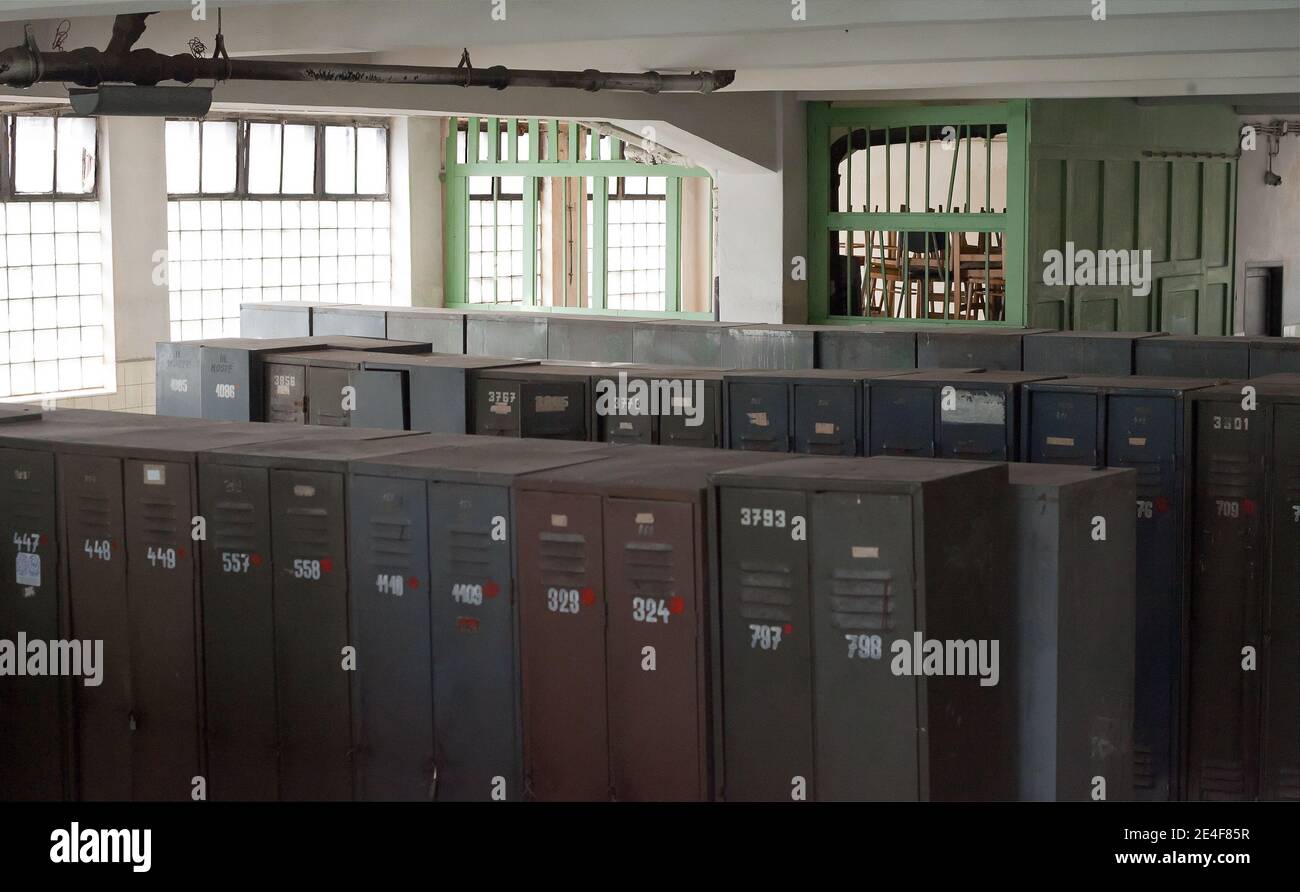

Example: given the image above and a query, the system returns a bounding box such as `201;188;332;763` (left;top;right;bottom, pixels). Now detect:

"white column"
390;115;445;307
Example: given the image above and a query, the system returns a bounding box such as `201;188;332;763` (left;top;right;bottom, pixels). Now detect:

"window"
808;102;1027;324
445;117;712;316
164;119;394;340
0;115;106;401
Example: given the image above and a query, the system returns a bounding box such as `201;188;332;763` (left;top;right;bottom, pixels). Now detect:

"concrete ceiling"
0;0;1295;100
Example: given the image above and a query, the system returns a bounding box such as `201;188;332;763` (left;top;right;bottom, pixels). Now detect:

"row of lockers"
239;300;1300;376
0;409;1138;801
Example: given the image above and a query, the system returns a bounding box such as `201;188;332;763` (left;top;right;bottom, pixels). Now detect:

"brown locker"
516;490;609;800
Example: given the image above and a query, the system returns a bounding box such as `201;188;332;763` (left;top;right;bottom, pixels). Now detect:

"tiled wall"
25;358;156;414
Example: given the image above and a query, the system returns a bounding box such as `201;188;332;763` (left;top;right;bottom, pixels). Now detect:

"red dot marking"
177;547;187;559
580;587;597;606
1154;496;1170;514
321;558;334;574
251;553;263;566
483;580;500;599
38;534;47;546
783;623;794;635
668;596;685;615
1243;499;1257;516
406;577;420;589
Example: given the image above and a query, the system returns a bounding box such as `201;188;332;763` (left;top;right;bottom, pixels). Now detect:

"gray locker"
713;456;1015;801
916;327;1050;371
240;301;314;338
155;341;204;417
199;432;440;801
724;369;890;456
1135;335;1253;379
1249;338;1300;377
547;316;636;363
385;307;467;354
262;351;407;429
1008;464;1137;801
815;327;919;371
469;365;598;440
349;438;609;801
362;354;536;434
593;366;725;449
1022;331;1165;376
722;325;817;370
0;404;41;423
465;311;550;359
632;320;736;368
312;306;388;338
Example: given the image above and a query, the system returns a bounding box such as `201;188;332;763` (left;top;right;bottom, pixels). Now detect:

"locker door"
123;459;199;801
811;491;917;800
868;383;935;457
727;381;789;452
264;363;307;424
270;469;353;800
604;498;704;801
516;490;608;800
60;453;131;801
520;381;589;440
717;487;813;801
1107;393;1182;800
1025;389;1100;465
307;366;353;427
352;370;408;430
660;380;722;449
473;378;521;437
1188;399;1265;800
198;462;278;800
794;384;859;456
429;482;519;801
0;448;65;800
596;376;656;445
1262;403;1300;800
201;349;254;422
937;384;1011;461
349;474;432;801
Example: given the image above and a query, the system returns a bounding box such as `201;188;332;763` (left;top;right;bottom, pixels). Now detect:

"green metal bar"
829;211;1003;230
589;127;599;162
592;176;608;310
946;124;960;212
507;118;517;163
549;118;559;162
924;124;931;212
561;177;569;306
492;184;500;302
864;127;870;212
452;160;710;177
904;125;911;212
965;124;972;212
524;176;537;305
844;129;852;308
443;122;466;304
825;104;1012;126
986;125;992;212
666;177;681;312
806;101;832;324
488;117;499;163
884;126;891;212
567;121;579;163
528;118;539;163
467;116;480;165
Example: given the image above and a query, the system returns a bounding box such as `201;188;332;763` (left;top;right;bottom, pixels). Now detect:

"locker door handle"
128;711;137;732
429;764;438;801
1091;449;1100;468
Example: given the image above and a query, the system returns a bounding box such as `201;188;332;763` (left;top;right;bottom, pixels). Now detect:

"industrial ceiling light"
68;85;213;117
0;12;734;100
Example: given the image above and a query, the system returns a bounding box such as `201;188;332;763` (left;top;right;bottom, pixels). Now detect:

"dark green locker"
1263;400;1300;800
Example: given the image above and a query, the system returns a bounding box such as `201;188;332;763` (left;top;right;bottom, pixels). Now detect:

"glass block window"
467;175;525;304
605;175;667;311
1;115;106;401
164;118;395;339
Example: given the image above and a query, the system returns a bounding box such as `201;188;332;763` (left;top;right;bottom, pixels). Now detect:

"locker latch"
128;711;137;732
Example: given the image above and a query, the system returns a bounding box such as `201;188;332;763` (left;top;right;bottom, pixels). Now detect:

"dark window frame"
2;112;101;201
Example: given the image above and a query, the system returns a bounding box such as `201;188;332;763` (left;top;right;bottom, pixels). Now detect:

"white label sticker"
1128;436;1147;447
942;389;1006;425
635;512;655;525
276;384;291;396
550;514;568;528
143;464;166;485
16;552;41;587
747;411;769;427
815;422;836;435
851;546;879;559
490;402;512;415
535;395;570;413
1046;436;1075;447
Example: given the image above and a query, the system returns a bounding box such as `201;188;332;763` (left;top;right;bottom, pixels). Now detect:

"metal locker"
307;364;355;427
631;320;734;368
1008;464;1137;801
794;382;860;455
1187;389;1266;800
1135;335;1253;379
0;405;41;423
517;490;609;800
312;305;387;338
815;327;918;371
810;490;918;799
60;452;131;801
385;308;467;354
897;371;1057;462
240;301;312;338
1021;382;1104;466
656;371;725;449
518;373;592;440
592;369;657;446
916;327;1049;371
473;376;522;437
363;355;535;435
264;361;308;424
1262;395;1300;800
270;468;354;800
470;366;594;441
197;461;278;801
547;316;635;363
155;342;204;418
726;378;790;452
715;485;813;801
465;311;549;359
123;458;199;801
868;380;935;456
1249;338;1300;377
722;325;817;370
0;447;65;800
1022;331;1164;376
348;474;433;801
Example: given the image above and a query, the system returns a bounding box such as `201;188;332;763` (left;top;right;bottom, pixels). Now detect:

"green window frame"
807;101;1029;326
444;116;714;318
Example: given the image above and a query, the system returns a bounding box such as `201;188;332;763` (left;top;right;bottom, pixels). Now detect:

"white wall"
1235;115;1300;334
390;115;445;307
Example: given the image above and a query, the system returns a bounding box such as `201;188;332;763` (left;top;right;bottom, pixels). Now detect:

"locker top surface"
0;404;41;423
1192;379;1300;400
630;318;742;331
471;364;619;381
359;353;536;371
386;306;466;316
0;408;207;447
513;445;782;498
722;368;918;383
1024;330;1167;341
886;370;1063;385
1022;375;1227;394
464;309;552;322
1249;337;1300;351
4;418;340;460
1250;372;1300;384
1008;462;1136;490
1141;335;1257;347
919;326;1054;338
711;453;1006;492
177;335;430;353
608;365;728;380
198;430;444;470
350;436;613;483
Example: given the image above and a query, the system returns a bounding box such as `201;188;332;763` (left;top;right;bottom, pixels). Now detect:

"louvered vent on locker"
737;560;795;624
284;506;331;550
367;512;414;573
537;532;588;586
1204;453;1256;498
211;499;257;552
448;525;492;578
138;492;182;539
1;481;46;531
1277;768;1300;801
1133;745;1154;790
72;491;115;539
623;541;674;596
1198;759;1246;800
827;569;895;632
